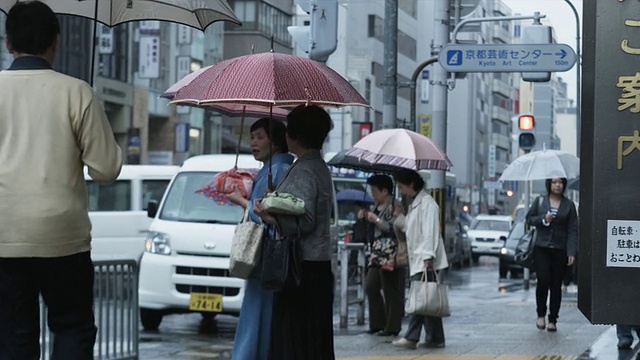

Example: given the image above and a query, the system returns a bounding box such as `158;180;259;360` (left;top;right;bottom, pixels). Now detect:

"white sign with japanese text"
138;36;159;79
98;25;113;54
606;220;640;268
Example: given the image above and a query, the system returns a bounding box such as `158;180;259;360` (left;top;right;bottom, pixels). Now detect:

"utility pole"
430;0;451;236
382;0;398;129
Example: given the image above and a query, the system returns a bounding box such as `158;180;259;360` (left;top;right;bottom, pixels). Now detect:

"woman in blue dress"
227;117;293;360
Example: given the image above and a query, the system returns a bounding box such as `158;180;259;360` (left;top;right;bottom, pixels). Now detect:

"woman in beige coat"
391;169;448;350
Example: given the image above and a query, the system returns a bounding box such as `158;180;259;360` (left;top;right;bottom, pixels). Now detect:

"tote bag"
405;271;451;317
229;208;264;279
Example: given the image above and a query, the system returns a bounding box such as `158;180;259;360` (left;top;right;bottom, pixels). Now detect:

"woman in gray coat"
254;105;335;360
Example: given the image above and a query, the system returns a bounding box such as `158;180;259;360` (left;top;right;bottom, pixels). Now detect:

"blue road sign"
438;43;577;72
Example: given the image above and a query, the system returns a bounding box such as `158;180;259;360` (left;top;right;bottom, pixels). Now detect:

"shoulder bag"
514;196;544;269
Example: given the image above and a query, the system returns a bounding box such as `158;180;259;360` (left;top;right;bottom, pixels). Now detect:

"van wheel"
140;308;163;331
472;254;480;263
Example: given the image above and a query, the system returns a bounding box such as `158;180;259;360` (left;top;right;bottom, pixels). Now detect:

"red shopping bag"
196;168;259;205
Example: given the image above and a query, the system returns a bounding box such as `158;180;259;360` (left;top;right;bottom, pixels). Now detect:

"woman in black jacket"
526;177;578;332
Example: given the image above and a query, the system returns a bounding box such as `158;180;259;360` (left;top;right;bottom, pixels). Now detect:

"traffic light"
288;0;338;63
517;114;536;152
505;190;514;197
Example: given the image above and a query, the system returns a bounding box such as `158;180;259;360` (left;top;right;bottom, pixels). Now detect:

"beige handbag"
229;208;264;279
405;270;451;317
393;225;409;267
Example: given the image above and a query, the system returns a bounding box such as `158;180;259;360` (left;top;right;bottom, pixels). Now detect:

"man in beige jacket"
0;1;122;359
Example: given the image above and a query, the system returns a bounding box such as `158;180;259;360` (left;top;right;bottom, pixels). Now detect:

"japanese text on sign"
607;220;640;267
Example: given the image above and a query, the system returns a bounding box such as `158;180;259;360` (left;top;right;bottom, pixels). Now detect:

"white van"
85;165;179;261
138;154;262;330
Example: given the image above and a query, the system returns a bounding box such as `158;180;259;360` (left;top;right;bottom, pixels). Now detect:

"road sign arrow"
556;49;567;59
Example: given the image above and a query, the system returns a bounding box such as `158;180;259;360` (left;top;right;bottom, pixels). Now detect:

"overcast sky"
502;0;583;103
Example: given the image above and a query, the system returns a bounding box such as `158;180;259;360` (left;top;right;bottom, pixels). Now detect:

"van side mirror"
499;235;507;241
147;201;158;218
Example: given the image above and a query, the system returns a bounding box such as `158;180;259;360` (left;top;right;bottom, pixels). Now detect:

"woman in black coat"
526;177;578;332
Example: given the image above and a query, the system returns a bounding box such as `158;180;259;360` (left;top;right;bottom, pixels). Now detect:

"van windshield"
159;172;243;224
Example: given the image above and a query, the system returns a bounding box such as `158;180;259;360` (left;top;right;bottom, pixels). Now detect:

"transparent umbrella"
499;149;580;181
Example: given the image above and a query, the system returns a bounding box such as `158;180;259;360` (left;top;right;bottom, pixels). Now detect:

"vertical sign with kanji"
580;1;640;324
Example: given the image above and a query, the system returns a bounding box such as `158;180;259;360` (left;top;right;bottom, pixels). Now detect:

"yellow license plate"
188;293;222;312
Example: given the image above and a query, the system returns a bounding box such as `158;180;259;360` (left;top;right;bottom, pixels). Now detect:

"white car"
468;214;513;262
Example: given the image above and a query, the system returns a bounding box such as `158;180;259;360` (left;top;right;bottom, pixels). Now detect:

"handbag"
393;223;409;267
405;270;451;317
514;196;543;269
369;237;397;271
229;208;264;279
261;191;306;215
261;220;302;291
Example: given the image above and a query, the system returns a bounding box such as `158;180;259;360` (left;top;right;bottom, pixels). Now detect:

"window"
398;30;417;60
142;180;171;210
160;172;243;224
233;0;257;29
399;0;417;18
87;180;131;211
53;15;92;83
98;23;129;82
368;15;384;41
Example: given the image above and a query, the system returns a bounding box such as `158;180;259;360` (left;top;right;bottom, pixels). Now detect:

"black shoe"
366;328;383;334
618;339;632;350
377;330;399;337
547;322;557;332
424;341;445;348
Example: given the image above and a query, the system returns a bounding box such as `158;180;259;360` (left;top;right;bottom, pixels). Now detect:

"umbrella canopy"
0;0;241;27
327;150;404;174
170;51;370;108
162;65;289;119
335;190;374;205
498;149;580;181
345;129;452;171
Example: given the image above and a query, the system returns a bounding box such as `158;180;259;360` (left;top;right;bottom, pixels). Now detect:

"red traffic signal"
518;115;535;131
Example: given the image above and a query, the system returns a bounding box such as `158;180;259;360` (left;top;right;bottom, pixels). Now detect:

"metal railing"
338;243;366;329
40;260;139;360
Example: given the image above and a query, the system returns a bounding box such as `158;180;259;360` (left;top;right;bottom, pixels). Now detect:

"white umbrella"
499;149;580;181
0;0;240;84
0;0;241;28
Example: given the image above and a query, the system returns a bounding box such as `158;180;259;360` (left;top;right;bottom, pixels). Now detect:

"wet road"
139;257;621;359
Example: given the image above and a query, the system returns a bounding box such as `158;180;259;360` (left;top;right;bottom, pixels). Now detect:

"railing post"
339;244;349;329
356;246;366;325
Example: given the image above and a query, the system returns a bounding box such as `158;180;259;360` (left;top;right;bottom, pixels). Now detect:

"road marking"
337;355;577;360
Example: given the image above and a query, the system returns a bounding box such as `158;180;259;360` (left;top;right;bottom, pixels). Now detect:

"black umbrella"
567;177;580;191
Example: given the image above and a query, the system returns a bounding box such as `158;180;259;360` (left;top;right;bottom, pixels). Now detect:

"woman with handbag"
227;118;294;360
253;105;335;360
391;169;449;350
361;175;406;337
526;177;577;332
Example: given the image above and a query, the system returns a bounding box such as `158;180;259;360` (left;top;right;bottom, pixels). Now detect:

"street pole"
563;0;581;157
409;57;438;132
430;0;450;237
523;177;531;290
382;0;398;129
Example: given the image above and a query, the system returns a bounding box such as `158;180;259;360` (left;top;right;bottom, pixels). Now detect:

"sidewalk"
332;269;613;359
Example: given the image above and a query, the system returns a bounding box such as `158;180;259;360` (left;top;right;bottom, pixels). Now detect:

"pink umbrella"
162;65;289;119
170;51;369;108
345;129;453;171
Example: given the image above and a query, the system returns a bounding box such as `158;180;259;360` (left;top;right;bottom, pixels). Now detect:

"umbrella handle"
89;0;99;86
234;106;247;169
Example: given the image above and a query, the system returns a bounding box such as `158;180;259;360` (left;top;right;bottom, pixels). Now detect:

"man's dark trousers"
0;251;97;360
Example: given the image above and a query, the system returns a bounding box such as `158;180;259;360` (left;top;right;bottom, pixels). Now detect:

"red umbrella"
170;51;369;108
162;65;289;119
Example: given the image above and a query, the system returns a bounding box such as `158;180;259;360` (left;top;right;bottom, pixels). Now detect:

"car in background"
468;214;513;262
499;220;526;278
